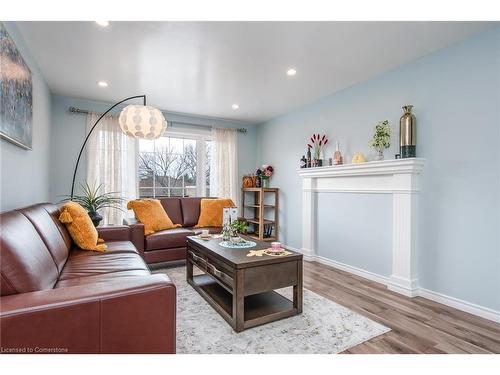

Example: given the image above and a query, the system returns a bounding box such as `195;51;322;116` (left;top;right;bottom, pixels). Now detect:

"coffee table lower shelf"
189;274;297;331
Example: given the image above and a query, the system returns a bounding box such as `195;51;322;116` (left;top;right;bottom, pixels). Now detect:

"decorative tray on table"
219;240;257;249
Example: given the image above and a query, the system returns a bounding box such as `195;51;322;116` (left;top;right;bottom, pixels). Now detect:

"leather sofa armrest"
97;225;130;242
123;217;145;253
0;275;176;353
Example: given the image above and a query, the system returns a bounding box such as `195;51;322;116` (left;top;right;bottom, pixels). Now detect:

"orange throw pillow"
127;199;181;235
195;198;236;228
59;201;107;252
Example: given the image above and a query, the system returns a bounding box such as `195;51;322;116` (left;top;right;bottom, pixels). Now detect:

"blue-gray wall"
49;95;257;202
256;27;500;311
0;22;52;211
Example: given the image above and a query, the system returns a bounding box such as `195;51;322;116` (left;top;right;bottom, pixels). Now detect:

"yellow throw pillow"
127;199;181;235
195;198;236;228
59;201;107;252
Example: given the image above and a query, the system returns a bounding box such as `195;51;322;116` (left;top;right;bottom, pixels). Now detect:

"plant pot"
376;150;384;161
88;211;103;227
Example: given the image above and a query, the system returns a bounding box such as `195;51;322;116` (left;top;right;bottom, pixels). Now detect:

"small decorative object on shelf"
300;155;307;168
306;145;312;168
308;133;328;167
256;164;273;188
333;141;343;165
400;105;416;158
242;175;255;188
263;224;274;238
369;120;391;161
257;176;263;187
352;152;366;164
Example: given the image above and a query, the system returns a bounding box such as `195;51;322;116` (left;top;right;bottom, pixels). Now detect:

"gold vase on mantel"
399;105;416;158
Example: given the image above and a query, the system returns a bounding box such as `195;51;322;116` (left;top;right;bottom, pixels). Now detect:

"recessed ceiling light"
232;104;239;110
95;21;110;27
97;81;108;87
287;68;297;76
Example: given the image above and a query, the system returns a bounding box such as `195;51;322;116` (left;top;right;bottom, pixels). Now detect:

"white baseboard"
289;246;500;323
418;288;500;323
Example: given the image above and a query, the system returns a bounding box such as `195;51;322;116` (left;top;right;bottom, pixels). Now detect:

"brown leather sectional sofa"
0;203;176;354
124;197;221;265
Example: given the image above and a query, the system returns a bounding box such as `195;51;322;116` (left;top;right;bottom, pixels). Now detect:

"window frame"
137;126;212;198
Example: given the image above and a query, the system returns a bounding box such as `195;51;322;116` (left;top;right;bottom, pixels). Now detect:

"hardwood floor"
303;261;500;353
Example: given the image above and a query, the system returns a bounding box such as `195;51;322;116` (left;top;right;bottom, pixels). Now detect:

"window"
138;131;212;198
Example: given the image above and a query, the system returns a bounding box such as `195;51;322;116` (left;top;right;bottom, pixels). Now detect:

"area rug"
153;267;390;354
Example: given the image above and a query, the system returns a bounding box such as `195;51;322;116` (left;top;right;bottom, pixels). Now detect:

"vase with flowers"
308;134;328;167
369;120;391;160
256;165;274;188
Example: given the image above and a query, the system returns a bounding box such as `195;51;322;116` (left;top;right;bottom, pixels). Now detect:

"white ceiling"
16;21;496;123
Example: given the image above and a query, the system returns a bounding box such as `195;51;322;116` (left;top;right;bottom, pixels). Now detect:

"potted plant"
369;120;391;160
61;182;125;226
222;220;248;243
231;220;247;235
308;134;328;167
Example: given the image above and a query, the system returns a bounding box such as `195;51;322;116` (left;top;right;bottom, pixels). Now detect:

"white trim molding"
290;246;500;323
298;158;425;298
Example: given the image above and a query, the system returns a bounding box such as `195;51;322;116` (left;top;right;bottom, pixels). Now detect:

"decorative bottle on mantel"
300;155;307;168
333;141;343;165
306;146;312;168
400;105;416;158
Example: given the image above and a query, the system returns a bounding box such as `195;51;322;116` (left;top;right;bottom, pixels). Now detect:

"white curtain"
86;113;138;225
210;127;238;204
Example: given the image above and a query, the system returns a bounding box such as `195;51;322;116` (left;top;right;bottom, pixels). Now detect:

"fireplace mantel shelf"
297;157;425;297
297;158;425;178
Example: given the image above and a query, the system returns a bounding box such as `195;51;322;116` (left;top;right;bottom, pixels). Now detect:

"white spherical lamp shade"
118;105;167;139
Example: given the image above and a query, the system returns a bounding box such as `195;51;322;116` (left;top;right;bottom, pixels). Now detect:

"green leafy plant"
230;220;248;234
61;182;125;213
369;120;391;152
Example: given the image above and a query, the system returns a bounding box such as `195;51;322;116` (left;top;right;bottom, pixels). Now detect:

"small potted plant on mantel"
369;120;391;161
61;182;124;226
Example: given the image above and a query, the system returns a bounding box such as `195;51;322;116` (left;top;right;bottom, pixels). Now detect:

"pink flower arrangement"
257;164;274;179
307;134;328;160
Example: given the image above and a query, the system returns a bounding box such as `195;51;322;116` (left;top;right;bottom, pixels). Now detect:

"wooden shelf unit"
241;187;279;242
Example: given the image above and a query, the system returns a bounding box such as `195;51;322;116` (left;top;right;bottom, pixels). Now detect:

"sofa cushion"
145;228;194;251
101;241;139;254
179;197;203;227
18;203;72;273
55;269;151;288
59;244;149;281
194;198;236;228
59;201;107;252
127;199;181;235
0;211;59;296
159;198;183;225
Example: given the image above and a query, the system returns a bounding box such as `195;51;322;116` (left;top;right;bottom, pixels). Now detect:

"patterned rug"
153;266;390;354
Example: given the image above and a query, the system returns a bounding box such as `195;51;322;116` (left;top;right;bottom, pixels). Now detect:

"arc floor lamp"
70;94;167;198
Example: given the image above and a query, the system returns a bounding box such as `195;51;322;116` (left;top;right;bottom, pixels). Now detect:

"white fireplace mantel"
297;158;425;297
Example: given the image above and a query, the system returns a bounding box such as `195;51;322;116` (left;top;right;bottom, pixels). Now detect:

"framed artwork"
0;22;33;150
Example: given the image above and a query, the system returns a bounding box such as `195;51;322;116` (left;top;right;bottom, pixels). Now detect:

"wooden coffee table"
186;236;303;332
